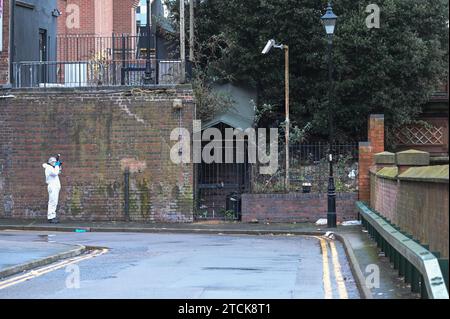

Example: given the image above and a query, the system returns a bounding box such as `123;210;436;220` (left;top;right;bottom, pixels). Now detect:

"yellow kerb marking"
329;241;349;299
316;236;333;299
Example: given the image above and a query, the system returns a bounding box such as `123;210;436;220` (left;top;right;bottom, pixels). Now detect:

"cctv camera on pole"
262;39;275;54
261;38;290;190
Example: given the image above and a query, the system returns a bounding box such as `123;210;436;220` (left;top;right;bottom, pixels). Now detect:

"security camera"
262;39;275;54
52;9;62;17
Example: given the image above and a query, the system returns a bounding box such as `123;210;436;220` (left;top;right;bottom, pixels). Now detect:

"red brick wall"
0;86;195;222
58;0;96;35
358;114;385;202
370;174;449;258
57;0;138;36
368;115;385;154
113;0;138;35
241;192;358;223
0;0;10;85
370;173;398;223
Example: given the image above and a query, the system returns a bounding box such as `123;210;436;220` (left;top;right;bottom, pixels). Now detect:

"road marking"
317;236;333;299
0;249;108;290
329;240;349;299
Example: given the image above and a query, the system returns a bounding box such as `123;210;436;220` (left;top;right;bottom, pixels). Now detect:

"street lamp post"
143;0;152;84
262;40;290;190
321;2;338;228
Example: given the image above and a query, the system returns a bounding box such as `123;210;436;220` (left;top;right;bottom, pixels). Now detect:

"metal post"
144;0;152;84
121;34;126;85
327;34;336;228
284;45;290;191
124;168;130;221
180;0;186;83
112;33;116;85
189;0;194;62
411;266;420;293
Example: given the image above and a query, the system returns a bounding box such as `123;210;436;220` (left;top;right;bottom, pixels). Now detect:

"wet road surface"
0;231;360;299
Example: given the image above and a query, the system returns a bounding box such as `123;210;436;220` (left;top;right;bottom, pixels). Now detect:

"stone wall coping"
396;149;430;166
375;167;398;180
374;151;395;164
398;165;449;183
4;84;193;93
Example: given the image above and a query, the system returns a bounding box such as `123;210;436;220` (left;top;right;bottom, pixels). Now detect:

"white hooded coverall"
42;163;61;220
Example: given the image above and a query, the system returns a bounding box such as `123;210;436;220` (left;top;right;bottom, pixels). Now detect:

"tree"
166;0;449;142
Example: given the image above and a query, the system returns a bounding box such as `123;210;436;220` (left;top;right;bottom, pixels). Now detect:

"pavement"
0;218;419;299
0;235;85;279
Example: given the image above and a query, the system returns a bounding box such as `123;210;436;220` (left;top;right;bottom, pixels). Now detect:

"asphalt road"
0;231;360;299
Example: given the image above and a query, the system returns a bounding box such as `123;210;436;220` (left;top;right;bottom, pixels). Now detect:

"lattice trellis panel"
394;125;444;145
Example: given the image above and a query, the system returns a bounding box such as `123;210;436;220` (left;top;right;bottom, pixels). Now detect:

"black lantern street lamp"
321;2;338;228
143;0;152;84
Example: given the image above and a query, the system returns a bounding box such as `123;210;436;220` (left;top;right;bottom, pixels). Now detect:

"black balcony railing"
12;33;192;88
12;59;191;88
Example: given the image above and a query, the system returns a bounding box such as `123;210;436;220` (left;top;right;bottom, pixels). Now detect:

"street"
0;231;359;299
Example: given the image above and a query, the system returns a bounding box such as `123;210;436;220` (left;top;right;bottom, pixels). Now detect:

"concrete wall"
0;86;195;222
241;192;358;223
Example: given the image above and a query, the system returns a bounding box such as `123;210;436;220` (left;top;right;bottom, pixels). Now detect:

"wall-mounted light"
52;9;62;18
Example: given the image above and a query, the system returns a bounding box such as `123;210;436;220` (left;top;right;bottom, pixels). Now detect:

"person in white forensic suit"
42;157;62;224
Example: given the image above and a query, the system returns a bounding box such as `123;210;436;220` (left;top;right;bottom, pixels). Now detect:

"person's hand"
55;161;62;167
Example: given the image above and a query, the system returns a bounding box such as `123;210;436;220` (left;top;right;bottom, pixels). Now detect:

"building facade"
57;0;139;36
1;0;59;87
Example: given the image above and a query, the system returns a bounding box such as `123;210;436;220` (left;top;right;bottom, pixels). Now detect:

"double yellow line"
0;248;108;290
316;236;348;299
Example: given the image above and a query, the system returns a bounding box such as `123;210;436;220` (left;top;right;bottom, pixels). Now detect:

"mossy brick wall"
241;192;358;223
371;167;449;258
0;86;195;222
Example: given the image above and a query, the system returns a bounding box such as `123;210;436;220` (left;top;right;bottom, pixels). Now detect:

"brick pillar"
358;114;385;202
368;114;385;153
358;142;373;201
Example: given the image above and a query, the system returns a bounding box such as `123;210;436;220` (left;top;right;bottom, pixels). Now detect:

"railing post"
112;33;116;85
124;168;130;221
411;266;420;293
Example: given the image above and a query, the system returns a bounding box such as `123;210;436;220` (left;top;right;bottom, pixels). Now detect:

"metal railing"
56;33;152;62
252;143;359;193
12;59;189;88
356;201;449;299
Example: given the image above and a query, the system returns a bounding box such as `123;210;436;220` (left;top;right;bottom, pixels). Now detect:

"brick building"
57;0;139;36
0;0;141;87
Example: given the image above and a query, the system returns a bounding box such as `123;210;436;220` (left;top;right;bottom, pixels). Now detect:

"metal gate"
195;124;251;221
